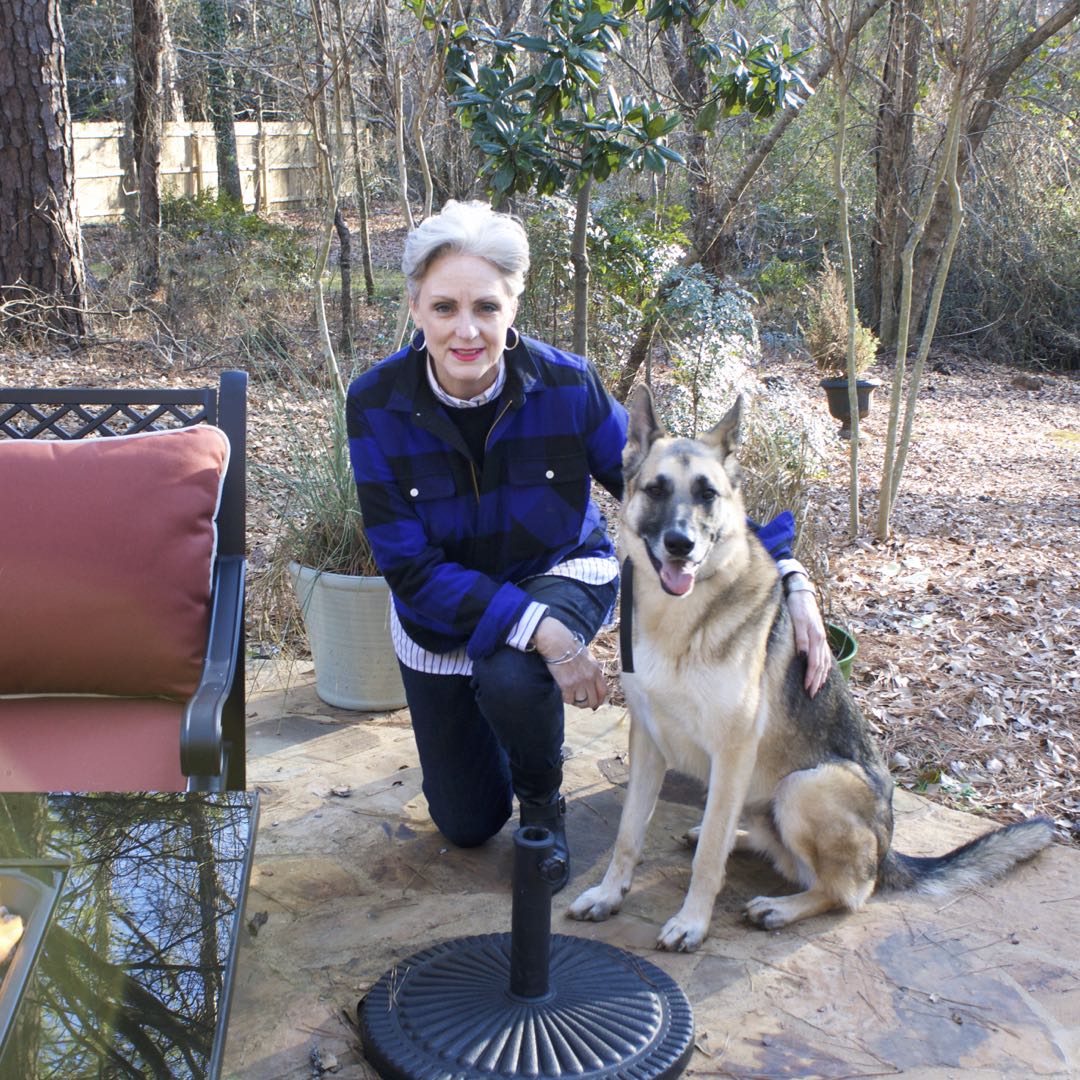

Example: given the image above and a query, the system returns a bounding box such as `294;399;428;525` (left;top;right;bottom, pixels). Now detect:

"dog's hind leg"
688;813;803;885
568;715;667;923
743;764;881;930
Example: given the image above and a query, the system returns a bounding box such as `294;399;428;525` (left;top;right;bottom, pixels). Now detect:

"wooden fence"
73;120;317;222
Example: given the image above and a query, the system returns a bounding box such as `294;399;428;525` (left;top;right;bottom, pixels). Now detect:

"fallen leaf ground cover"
3;210;1076;844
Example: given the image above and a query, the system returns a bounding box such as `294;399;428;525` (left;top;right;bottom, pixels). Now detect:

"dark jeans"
399;573;618;848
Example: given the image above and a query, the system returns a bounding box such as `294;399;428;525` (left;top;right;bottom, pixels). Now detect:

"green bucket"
826;623;858;682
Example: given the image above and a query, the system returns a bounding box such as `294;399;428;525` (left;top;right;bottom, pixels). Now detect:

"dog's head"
622;385;746;597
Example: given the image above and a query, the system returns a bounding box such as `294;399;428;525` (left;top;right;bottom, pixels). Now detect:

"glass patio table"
0;791;258;1079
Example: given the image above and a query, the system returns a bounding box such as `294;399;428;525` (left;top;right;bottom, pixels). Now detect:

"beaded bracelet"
543;632;587;666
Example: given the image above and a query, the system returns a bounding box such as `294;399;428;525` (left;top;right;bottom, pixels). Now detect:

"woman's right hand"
532;616;608;710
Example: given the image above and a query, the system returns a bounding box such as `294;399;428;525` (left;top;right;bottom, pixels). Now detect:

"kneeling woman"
346;200;828;892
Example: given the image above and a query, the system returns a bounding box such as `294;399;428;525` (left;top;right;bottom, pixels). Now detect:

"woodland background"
1;0;1077;838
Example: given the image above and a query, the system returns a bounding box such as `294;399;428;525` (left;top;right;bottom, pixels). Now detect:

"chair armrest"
182;555;246;786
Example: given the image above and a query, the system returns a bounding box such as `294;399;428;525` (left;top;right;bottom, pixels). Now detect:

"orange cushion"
0;696;187;791
0;426;229;698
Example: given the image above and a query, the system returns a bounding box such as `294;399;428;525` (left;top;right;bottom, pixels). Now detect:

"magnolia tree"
440;0;812;355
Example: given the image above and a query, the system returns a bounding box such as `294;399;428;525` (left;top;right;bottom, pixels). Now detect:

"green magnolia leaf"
540;56;567;85
655;144;684;164
642;145;665;173
645;114;670;139
577;48;606;73
493;161;517;192
694;97;719;132
607;83;622;119
516;34;554;51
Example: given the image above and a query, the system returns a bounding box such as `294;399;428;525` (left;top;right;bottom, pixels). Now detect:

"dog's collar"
620;556;634;673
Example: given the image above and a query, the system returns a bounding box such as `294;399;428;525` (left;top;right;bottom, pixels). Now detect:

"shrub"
805;256;877;377
655;265;759;436
160;191;307;279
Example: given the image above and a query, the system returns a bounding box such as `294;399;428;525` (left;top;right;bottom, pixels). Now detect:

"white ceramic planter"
288;562;407;711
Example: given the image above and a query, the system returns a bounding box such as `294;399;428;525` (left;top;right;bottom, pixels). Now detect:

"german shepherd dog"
568;386;1053;952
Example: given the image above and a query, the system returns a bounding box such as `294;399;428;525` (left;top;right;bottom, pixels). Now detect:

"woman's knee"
473;647;554;713
427;795;511;848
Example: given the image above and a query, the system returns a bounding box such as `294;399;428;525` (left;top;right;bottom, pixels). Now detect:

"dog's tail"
880;816;1053;895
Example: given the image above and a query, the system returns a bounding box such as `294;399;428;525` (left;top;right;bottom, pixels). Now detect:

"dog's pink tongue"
661;562;695;596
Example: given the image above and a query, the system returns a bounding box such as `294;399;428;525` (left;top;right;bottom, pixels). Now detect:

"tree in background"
132;0;165;291
611;0;888;401
0;0;87;337
871;0;1079;347
447;0;684;354
199;0;244;203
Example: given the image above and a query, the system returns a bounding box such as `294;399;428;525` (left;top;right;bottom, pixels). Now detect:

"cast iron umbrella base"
359;827;694;1079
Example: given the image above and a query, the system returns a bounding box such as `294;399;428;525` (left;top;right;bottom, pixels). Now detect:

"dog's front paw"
656;912;708;952
743;895;792;930
683;824;701;848
567;884;623;922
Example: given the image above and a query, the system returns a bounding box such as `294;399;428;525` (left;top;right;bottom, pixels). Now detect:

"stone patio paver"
224;666;1080;1079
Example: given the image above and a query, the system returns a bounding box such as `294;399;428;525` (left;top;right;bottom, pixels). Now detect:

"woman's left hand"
787;588;830;698
533;616;608;710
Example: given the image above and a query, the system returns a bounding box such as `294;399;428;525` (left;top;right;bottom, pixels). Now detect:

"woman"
347;200;827;892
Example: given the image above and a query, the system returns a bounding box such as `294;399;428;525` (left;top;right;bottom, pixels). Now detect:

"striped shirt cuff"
776;558;807;581
508;602;550;651
777;558;814;594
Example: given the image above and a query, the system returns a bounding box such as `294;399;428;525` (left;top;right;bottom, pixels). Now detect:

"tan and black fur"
568;386;1052;952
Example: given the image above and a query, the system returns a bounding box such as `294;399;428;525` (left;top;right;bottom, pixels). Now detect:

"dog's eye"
642;480;667;499
692;476;718;503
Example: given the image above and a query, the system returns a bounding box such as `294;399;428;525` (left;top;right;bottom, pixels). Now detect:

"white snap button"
410;487;419;497
545;469;555;479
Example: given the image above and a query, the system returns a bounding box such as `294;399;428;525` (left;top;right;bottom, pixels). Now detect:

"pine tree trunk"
199;0;243;204
0;0;86;337
132;0;164;292
331;0;375;299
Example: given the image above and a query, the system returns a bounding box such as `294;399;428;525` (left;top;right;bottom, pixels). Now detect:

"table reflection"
0;792;257;1079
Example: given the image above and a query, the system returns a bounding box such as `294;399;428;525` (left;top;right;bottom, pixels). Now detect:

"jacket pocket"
506;451;589;486
398;470;457;503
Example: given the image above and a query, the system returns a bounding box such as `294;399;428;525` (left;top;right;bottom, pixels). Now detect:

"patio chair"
0;371;248;792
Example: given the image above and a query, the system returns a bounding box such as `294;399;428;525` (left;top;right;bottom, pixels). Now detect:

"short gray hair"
402;200;530;300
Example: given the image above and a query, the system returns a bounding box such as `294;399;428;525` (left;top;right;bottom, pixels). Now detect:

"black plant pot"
820;378;880;438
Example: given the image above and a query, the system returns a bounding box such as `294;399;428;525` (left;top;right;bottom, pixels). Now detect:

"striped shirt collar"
426;355;506;409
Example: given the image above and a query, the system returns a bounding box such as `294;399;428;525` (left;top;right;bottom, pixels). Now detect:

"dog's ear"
701;395;744;485
623;384;665;482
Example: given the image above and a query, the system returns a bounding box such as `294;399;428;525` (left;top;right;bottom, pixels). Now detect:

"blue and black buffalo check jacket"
347;334;798;663
347;335;628;660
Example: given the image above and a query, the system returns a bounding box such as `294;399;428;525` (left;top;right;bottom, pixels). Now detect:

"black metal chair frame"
0;371;248;791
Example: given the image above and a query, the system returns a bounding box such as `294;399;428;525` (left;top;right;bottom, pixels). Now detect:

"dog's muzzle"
646;530;699;597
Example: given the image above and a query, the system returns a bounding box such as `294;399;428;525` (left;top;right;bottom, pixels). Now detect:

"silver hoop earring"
410;329;426;354
505;327;520;351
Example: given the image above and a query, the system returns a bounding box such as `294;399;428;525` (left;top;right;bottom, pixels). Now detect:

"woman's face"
409;253;519;401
